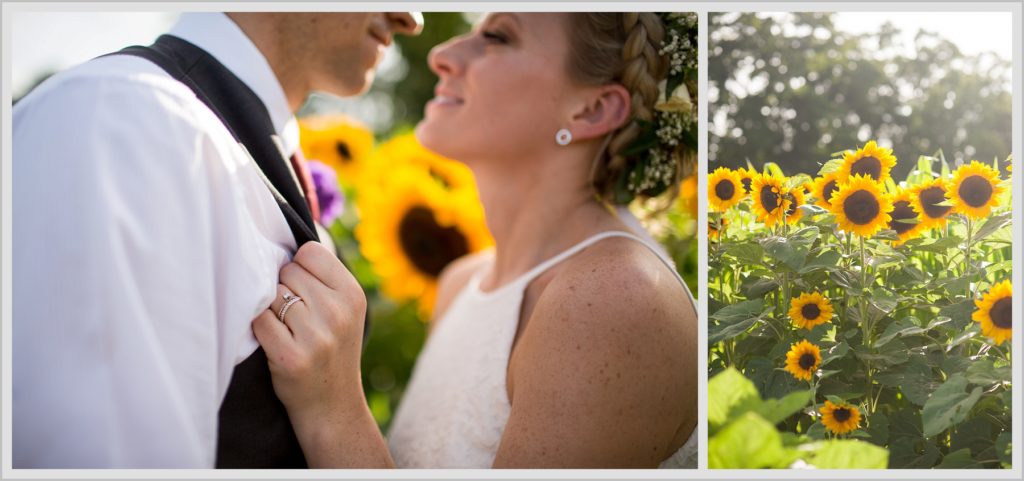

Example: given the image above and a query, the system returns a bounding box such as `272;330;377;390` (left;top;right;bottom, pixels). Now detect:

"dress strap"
512;231;691;300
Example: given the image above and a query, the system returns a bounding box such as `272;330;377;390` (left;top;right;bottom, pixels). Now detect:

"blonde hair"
567;13;681;205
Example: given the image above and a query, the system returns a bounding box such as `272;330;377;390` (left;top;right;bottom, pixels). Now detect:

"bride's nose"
427;38;464;77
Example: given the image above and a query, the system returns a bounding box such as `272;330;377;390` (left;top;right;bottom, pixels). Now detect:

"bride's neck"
472;164;622;289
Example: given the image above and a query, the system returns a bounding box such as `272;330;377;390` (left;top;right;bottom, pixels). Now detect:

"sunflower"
948;161;1006;220
298;115;374;184
789;292;833;330
736;167;758;194
355;166;493;319
811;172;842;210
908;178;953;230
783;186;806;225
784;340;821;381
820;400;862;435
887;188;925;245
836;140;897;183
750;172;790;227
708;167;744;211
678;174;698;218
972;280;1012;345
366;132;477;193
829;174;893;238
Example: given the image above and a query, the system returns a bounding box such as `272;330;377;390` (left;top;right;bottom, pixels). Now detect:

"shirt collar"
169;12;300;157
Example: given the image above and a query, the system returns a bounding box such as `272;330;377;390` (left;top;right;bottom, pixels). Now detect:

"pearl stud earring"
555;129;573;146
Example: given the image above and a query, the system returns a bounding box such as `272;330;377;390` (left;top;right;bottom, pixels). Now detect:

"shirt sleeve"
12;64;286;468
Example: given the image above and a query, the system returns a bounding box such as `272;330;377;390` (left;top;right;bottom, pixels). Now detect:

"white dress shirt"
13;13;298;468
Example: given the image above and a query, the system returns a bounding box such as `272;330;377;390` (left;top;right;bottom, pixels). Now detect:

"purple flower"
307;159;345;226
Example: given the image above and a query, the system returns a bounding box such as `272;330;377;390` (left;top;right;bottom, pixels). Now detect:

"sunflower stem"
964;216;974;299
807;378;818;416
857;235;876;414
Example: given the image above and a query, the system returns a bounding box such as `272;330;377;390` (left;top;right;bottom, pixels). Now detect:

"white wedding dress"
387;211;697;468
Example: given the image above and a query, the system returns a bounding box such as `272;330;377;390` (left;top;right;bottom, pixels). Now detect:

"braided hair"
567;13;691;205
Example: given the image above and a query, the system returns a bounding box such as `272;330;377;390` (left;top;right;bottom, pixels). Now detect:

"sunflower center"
991;297;1012;329
851;156;883;180
335;141;353;163
785;193;799;217
833;407;852;422
801;303;821;320
741;177;753;193
760;186;780;212
888;200;917;234
959;175;993;208
398;206;470;278
919;186;952;218
715;179;736;201
822;180;838;205
843;190;880;225
798;353;817;370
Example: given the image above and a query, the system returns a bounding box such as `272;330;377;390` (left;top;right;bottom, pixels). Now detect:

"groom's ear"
566;84;631;141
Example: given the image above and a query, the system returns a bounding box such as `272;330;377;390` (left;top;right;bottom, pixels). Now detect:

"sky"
10;10;1015;99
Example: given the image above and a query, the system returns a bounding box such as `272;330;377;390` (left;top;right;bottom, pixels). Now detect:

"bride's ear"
566;84;631;141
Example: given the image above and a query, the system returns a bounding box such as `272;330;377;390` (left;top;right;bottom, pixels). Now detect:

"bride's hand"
252;241;369;429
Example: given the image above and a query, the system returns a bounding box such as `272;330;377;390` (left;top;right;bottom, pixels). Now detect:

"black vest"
112;34;328;468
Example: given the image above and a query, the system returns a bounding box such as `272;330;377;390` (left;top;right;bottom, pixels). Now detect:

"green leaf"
802;440;889;469
939;300;976;331
761;235;810;271
950;417;997;459
741;277;780;299
708;412;788;469
710;300;772;344
725;242;765;265
818;158;844;176
874;355;937;406
867;288;899;317
799;203;829;216
965;358;1012;385
922;374;984;437
888;409;941;468
875;317;928;348
996;431;1012;466
830;268;862;292
854;339;910;366
935;448;981;469
926;316;954;330
820;342;849;367
707;367;761;433
805;421;827;440
865;412;889;446
917;236;961;254
823;395;849;407
973;212;1011;242
753;390;812;425
798;249;842;274
710;298;764;323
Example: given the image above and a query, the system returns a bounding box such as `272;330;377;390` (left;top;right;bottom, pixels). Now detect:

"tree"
709;12;1012;179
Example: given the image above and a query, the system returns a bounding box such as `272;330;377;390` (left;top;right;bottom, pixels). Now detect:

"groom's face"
417;13;578;164
298;13;422;96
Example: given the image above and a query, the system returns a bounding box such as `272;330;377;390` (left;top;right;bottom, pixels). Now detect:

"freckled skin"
435;238;697;467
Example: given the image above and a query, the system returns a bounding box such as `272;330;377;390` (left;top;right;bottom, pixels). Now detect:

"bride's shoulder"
531;236;695;343
432;249;495;321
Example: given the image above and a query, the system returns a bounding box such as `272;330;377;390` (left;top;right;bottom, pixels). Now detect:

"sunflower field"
708;142;1013;469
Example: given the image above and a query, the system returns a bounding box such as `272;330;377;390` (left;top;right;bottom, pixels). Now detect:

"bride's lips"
427;87;464;109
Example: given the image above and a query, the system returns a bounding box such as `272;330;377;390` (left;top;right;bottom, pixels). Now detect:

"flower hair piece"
615;12;698;204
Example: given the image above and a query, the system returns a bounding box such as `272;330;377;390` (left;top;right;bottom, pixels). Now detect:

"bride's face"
416;13;577;163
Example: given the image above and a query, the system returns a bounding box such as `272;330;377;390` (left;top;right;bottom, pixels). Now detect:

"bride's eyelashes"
481;30;509;44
